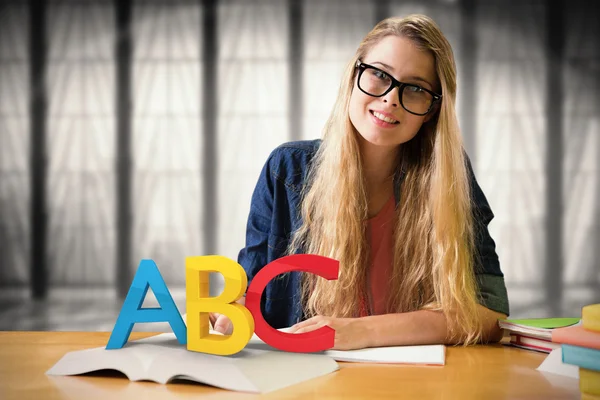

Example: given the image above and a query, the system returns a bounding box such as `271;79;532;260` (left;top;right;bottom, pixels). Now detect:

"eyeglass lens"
359;68;433;115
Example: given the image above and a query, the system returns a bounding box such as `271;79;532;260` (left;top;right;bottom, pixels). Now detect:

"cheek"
405;115;424;130
403;116;428;140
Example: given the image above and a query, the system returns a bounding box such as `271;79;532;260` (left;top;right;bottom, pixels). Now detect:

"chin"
358;128;403;148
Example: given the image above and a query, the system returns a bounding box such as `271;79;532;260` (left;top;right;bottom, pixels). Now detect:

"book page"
140;333;338;392
237;340;340;393
325;345;445;365
537;347;579;379
248;329;446;365
46;344;147;381
47;332;339;394
144;338;257;391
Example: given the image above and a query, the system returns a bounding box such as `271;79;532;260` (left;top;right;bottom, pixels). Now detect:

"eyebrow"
370;61;433;88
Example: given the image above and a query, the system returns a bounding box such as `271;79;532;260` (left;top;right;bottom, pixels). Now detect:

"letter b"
185;256;254;355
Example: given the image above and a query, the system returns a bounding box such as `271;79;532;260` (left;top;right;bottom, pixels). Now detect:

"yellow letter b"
185;256;254;355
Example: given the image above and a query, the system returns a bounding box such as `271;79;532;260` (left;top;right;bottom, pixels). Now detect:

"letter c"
245;254;339;352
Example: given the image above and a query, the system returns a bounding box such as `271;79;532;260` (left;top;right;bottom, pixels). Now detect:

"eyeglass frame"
354;60;443;116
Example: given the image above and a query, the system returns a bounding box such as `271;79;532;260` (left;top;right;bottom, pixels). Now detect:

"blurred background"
0;0;598;332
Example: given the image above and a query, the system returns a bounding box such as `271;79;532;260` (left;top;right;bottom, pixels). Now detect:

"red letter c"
245;254;339;352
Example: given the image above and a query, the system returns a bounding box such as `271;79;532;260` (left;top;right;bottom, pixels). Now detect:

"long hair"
288;14;483;344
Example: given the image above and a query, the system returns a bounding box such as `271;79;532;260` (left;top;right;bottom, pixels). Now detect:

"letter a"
106;259;186;349
186;256;254;355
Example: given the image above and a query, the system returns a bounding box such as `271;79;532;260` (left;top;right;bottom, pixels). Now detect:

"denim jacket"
237;139;509;329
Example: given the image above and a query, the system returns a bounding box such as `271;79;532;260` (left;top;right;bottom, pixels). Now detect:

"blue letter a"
106;259;187;349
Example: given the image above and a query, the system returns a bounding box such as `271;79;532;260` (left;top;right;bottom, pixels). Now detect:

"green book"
498;318;580;340
504;318;580;329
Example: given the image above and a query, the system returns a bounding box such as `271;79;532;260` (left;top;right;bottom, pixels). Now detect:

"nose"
382;85;400;108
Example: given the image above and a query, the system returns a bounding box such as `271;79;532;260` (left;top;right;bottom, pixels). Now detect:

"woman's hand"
207;296;246;335
288;316;373;350
209;312;233;335
182;312;232;335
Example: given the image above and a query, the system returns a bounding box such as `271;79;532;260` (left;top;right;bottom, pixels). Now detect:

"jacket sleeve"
237;150;277;288
466;155;510;316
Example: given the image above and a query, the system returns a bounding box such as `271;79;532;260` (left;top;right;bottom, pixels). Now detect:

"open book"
46;332;339;394
324;346;444;364
251;327;446;365
47;330;445;393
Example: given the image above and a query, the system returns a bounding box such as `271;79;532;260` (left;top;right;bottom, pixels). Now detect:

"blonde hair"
288;14;483;345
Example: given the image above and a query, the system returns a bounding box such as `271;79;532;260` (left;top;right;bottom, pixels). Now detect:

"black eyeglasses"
355;61;442;116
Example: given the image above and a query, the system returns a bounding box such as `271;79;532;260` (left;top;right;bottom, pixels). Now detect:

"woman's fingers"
214;314;233;335
207;313;232;334
289;317;330;334
288;316;325;333
209;313;219;327
293;324;322;334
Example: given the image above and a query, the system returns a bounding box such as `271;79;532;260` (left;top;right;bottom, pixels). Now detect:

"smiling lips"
369;110;399;127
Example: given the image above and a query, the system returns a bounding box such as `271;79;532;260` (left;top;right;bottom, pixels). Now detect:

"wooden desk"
0;331;579;399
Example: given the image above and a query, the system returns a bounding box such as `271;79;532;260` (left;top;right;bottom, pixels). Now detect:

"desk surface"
0;331;579;400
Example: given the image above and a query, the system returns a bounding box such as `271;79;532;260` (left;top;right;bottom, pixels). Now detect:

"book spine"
513;333;553;343
509;342;551;354
514;335;560;352
580;368;600;396
583;304;600;333
552;326;600;350
580;393;600;400
510;335;552;353
562;345;600;372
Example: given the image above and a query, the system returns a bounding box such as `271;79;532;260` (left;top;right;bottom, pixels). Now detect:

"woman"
211;14;509;350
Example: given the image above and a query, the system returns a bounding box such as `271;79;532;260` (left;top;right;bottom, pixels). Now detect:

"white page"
325;345;445;365
248;329;445;365
47;332;339;394
146;343;258;391
536;347;579;379
499;320;582;341
140;331;341;393
235;345;340;393
46;344;150;381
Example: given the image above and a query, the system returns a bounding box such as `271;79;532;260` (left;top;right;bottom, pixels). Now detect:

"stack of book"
498;317;580;353
552;304;600;399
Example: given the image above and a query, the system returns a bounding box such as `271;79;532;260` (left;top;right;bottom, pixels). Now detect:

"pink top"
361;195;396;316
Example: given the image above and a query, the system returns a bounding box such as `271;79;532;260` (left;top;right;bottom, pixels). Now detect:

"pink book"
552;325;600;350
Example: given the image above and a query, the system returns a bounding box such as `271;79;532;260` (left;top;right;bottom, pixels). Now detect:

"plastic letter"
186;256;254;355
245;254;339;352
106;259;186;349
